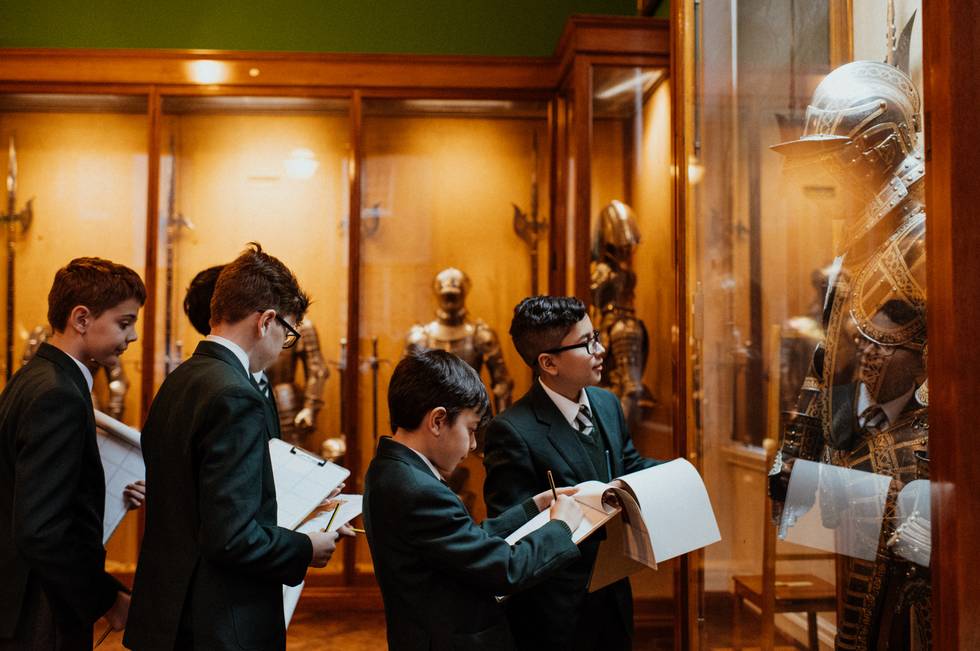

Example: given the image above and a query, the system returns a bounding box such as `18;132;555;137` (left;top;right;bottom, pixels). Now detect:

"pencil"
94;623;113;647
323;505;340;532
547;469;558;502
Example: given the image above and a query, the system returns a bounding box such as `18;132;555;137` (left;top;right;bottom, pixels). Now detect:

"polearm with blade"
163;135;193;375
512;132;547;296
3;137;33;381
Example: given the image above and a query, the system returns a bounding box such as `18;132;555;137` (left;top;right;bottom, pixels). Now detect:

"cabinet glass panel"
357;97;550;573
0;92;149;570
687;2;930;648
589;64;675;643
158;95;351;577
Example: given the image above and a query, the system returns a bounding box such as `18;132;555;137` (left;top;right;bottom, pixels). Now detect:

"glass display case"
0;14;678;623
0;91;150;569
355;96;551;573
156;94;352;579
587;63;676;635
554;25;675;637
680;1;930;648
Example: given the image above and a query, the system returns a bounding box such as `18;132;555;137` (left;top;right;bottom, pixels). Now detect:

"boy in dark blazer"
125;244;340;651
365;349;584;651
483;296;660;651
0;257;145;650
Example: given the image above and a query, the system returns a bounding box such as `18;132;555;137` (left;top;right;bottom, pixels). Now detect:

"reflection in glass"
779;459;891;562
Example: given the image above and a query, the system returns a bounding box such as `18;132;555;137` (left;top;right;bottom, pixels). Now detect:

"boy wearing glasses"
483;296;660;651
125;244;339;651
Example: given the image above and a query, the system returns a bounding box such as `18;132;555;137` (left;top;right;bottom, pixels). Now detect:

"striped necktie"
575;403;595;438
256;374;271;399
860;404;887;433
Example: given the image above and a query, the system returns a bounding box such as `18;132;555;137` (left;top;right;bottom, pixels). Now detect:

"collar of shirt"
68;354;94;392
206;335;251;376
857;382;916;428
253;370;268;387
390;438;443;481
538;377;591;430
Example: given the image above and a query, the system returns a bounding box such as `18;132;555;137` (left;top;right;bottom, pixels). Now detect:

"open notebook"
94;410;144;545
506;458;721;591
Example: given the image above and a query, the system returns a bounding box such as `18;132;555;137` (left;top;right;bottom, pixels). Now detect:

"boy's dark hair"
184;265;225;336
48;257;147;332
509;295;588;367
209;243;310;327
388;349;490;432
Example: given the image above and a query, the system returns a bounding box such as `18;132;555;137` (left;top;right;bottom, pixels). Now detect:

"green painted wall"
0;0;653;56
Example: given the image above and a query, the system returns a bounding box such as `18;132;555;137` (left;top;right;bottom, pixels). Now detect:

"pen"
323;505;340;532
350;527;366;534
547;469;558;502
606;449;613;482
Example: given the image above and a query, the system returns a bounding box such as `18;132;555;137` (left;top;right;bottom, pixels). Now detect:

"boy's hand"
104;590;130;630
532;486;578;512
336;523;357;538
549;495;584;533
307;530;340;567
124;480;146;510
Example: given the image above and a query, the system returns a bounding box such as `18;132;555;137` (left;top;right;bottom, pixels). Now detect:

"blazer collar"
35;342;91;399
529;380;597;481
194;340;253;381
376;437;446;483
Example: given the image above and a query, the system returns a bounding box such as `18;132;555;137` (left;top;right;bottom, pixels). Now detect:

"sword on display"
163;135;193;375
3;137;33;381
512;132;546;295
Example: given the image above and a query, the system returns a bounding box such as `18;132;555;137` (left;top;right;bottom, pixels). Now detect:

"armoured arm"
768;343;827;525
296;321;328;427
474;321;513;413
606;317;655;423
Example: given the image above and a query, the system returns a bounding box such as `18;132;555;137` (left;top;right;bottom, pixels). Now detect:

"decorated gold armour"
770;60;930;651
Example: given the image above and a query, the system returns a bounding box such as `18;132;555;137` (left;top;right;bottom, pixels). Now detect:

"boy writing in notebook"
364;349;584;651
0;257;145;650
483;296;661;651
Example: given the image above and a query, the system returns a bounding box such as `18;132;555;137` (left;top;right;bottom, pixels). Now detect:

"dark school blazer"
364;436;581;651
0;343;122;642
124;341;312;651
483;381;659;650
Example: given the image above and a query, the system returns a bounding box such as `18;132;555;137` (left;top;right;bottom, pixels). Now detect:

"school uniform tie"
575;403;595;439
860;404;888;433
256;374;271;399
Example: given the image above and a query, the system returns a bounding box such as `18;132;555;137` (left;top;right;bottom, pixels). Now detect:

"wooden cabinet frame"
0;14;678;623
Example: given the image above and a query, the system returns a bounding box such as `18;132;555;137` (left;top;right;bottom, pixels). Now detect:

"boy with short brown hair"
0;257;146;650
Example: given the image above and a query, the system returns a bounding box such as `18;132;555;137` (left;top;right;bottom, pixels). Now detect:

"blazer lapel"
530;381;596;482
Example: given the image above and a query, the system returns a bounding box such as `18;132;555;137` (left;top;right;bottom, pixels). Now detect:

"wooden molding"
923;2;980;648
828;0;854;68
0;48;556;91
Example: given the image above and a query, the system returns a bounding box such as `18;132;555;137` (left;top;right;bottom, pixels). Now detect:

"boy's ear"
67;305;93;334
257;309;275;336
537;352;558;377
426;407;449;435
